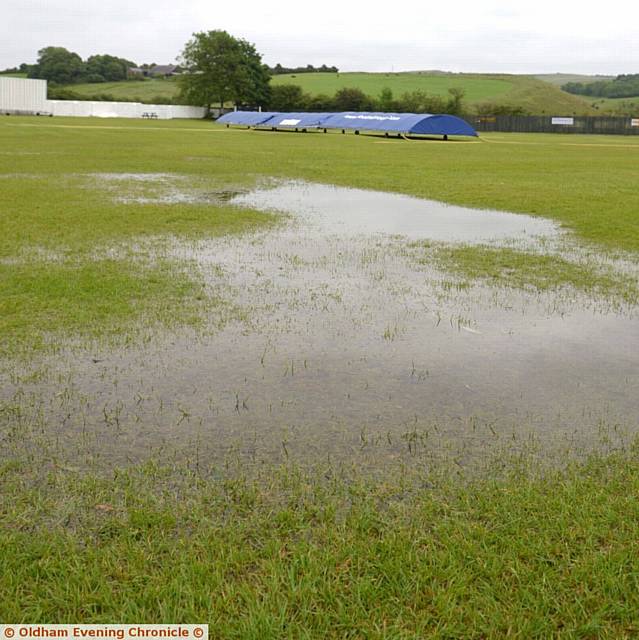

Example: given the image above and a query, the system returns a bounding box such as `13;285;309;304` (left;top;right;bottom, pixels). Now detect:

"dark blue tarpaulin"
217;111;477;136
216;111;277;126
261;112;336;128
322;112;478;136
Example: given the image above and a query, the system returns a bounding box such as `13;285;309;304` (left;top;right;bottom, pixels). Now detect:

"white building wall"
48;99;206;119
166;105;208;119
0;77;48;113
0;77;206;119
49;100;143;118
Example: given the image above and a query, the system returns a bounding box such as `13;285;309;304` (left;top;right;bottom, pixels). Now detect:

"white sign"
344;114;401;121
631;118;639;127
0;626;208;640
279;118;301;125
551;117;574;125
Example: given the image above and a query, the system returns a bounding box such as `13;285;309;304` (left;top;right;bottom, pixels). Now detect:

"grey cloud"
1;0;638;74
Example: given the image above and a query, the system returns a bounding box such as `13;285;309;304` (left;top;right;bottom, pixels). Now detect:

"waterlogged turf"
1;117;638;463
2;118;639;250
1;117;639;631
231;180;560;243
6;201;638;471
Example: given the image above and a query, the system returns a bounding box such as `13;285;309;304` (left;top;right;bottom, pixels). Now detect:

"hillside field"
61;73;638;116
56;77;180;102
271;72;598;115
53;71;602;114
534;73;614;86
582;96;639;116
271;71;512;102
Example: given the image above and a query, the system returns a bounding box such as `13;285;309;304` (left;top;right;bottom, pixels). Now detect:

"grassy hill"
480;75;598;115
52;72;599;115
271;71;512;102
582;96;639;115
534;74;639;115
59;77;180;102
272;72;597;115
534;73;614;86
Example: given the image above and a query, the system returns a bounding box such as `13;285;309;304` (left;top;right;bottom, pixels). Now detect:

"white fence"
47;100;206;119
1;77;206;120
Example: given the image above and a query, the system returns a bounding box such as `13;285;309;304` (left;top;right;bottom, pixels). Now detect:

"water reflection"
231;181;560;244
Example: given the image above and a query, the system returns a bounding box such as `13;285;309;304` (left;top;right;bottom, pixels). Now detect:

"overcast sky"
2;0;638;74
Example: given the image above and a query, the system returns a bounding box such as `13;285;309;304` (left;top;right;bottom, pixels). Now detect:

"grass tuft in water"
431;245;639;304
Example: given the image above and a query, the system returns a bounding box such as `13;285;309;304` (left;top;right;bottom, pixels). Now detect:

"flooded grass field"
3;170;637;474
1;118;639;631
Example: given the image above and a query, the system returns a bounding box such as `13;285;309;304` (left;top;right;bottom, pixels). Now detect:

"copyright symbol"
5;629;15;638
193;629;203;638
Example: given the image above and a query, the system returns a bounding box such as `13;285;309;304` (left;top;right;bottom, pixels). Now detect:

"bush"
305;94;336;111
396;90;446;113
85;73;106;84
474;103;530;116
268;85;308;111
47;86;85;100
333;87;375;111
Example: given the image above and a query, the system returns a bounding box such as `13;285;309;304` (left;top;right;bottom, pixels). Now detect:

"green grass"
272;71;513;102
57;77;180;102
0;173;271;257
272;72;597;115
0;118;639;358
583;96;639;116
2;451;639;636
3;120;639;254
0;259;210;357
532;75;639;116
56;72;599;115
0;121;275;356
1;118;637;354
479;77;598;116
532;77;639;115
535;73;615;87
2;116;639;633
429;246;639;305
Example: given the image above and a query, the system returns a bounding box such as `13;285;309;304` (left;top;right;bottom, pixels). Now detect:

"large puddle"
1;177;637;475
231;181;560;244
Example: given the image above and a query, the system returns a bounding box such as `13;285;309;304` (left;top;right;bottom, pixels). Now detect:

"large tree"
85;54;136;83
178;30;270;110
28;47;86;84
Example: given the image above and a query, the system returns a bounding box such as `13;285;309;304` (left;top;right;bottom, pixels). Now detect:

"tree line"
3;41;337;89
268;63;338;75
1;48;187;85
563;74;639;99
17;47;138;84
3;32;531;116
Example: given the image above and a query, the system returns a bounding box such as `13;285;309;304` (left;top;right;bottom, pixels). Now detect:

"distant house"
149;65;179;78
127;65;179;79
